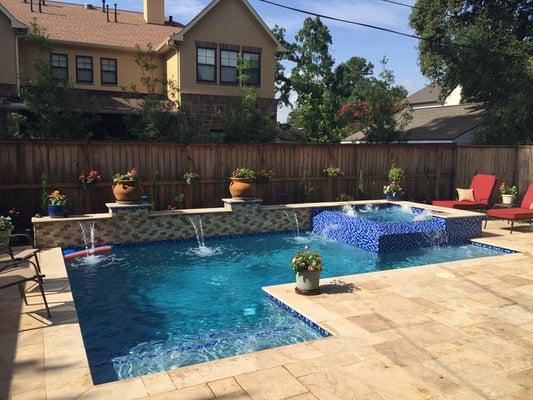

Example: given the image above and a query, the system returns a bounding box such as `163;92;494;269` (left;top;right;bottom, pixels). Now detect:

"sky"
70;0;429;121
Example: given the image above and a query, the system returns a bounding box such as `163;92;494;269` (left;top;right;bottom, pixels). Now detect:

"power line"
376;0;415;9
258;0;527;60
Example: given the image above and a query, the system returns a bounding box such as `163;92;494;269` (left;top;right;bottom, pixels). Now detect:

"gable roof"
0;3;26;29
172;0;286;52
407;84;442;106
0;0;183;50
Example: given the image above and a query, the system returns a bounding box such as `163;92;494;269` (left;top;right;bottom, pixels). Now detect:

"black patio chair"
0;260;51;318
0;234;41;273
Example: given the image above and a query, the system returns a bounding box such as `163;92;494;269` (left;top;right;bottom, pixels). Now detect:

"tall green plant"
40;174;50;214
298;170;314;202
150;171;160;210
124;44;195;141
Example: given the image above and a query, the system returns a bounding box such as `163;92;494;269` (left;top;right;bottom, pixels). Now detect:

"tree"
7;22;98;139
221;56;276;143
288;17;341;143
337;58;411;143
124;44;194;141
409;0;533;144
271;25;298;108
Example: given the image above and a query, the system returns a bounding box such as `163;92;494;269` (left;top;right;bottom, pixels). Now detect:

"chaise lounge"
485;183;533;233
433;174;497;210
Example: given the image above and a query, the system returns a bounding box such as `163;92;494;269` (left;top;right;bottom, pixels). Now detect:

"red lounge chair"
432;174;497;210
486;183;533;233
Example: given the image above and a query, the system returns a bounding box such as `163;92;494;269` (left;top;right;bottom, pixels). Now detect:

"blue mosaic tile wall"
312;205;483;253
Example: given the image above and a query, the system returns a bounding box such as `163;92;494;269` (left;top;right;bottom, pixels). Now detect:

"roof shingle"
1;0;182;49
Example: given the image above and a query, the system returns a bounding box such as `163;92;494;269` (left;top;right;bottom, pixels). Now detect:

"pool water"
66;232;506;383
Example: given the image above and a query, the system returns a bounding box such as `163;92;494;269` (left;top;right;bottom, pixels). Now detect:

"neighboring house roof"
0;0;183;50
342;104;485;143
172;0;287;52
404;104;484;141
407;84;442;106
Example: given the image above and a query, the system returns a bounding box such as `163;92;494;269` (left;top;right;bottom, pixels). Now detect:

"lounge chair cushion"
521;183;533;209
471;174;497;205
486;208;533;220
432;200;486;210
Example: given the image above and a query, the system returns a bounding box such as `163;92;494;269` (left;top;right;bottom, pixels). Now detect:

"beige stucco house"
0;0;284;136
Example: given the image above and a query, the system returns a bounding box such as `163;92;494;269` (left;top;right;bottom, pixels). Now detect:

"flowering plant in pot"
183;172;200;185
292;247;324;295
255;168;274;184
48;191;70;218
0;216;13;247
79;169;102;190
229;168;256;199
499;182;518;205
112;168;142;203
384;166;405;200
322;165;344;177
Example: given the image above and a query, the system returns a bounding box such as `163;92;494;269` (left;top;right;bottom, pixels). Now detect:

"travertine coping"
31;199;483;224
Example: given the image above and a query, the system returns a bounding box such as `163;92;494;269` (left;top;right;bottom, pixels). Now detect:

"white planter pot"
501;194;514;205
295;270;321;295
0;229;11;248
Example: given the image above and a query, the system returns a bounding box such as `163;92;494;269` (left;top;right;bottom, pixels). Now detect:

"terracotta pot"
229;178;255;199
295;270;321;295
112;180;142;203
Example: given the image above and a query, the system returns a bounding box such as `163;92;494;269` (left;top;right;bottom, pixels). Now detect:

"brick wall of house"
181;93;278;139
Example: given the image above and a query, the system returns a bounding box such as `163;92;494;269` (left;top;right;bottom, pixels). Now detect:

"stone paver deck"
1;220;532;399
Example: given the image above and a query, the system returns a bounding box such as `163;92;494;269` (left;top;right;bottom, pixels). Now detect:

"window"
197;47;216;82
243;52;260;86
76;56;93;83
50;53;68;81
220;50;238;84
101;58;117;85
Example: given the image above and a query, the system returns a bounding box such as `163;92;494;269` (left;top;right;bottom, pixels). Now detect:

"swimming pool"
66;231;509;384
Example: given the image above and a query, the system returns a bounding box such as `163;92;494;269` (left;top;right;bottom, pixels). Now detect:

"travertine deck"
1;220;532;399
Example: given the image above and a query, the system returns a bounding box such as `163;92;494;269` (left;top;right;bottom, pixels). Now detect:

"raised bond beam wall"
32;199;485;250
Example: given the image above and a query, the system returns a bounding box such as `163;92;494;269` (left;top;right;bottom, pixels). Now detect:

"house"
342;84;485;144
0;0;285;136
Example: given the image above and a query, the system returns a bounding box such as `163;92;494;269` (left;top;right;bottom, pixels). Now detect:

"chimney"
143;0;164;25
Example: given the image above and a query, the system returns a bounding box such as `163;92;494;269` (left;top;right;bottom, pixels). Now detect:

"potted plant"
79;169;102;190
499;182;518;205
48;191;70;218
229;168;256;199
183;172;200;185
292;247;324;295
112;168;142;203
0;216;13;247
322;165;344;177
384;166;405;201
255;168;274;184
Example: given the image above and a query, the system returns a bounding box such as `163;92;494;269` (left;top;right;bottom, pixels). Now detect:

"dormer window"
50;54;68;81
197;47;216;83
76;56;93;84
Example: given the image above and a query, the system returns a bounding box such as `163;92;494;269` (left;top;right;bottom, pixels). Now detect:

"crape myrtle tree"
6;22;98;139
273;18;410;143
409;0;533;144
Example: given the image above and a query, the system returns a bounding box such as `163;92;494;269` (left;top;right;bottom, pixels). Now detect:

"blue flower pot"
385;193;401;201
48;205;68;218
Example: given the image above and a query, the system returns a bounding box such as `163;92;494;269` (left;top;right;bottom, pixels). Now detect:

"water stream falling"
79;221;96;255
188;216;219;257
283;211;301;236
341;205;357;217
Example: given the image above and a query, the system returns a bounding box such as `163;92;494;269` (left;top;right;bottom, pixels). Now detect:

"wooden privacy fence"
0;141;531;226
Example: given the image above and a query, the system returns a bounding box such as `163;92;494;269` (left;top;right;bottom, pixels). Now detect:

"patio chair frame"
0;260;51;318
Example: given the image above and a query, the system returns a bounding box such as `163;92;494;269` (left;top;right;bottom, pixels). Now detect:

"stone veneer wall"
181;93;278;136
33;201;311;249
